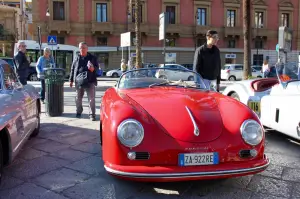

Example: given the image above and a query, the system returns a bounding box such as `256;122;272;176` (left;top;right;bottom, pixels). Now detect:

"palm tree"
128;0;142;68
243;0;252;79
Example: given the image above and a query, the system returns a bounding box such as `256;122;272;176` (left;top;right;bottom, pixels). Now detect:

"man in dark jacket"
13;41;30;85
193;30;221;92
69;42;98;121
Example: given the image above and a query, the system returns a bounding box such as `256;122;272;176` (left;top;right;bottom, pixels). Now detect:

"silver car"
0;59;41;183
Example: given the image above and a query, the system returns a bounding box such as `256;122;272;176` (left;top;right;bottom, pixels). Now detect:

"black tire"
29;73;38;81
159;75;167;79
188;76;194;81
30;102;40;137
0;140;3;184
100;120;102;146
228;76;236;81
230;92;240;101
112;73;119;78
257;76;262;78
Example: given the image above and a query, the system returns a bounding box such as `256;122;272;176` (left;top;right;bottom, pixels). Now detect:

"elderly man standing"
69;42;98;121
13;41;30;85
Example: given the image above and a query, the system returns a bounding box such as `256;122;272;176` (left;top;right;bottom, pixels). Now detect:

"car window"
235;65;243;70
2;63;18;90
2;59;14;68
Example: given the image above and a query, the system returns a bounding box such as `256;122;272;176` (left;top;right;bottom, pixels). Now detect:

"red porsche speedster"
100;68;270;182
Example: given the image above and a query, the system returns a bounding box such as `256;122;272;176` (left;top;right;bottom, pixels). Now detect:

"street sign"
159;12;165;41
278;26;292;52
47;35;57;45
120;32;131;47
276;44;280;52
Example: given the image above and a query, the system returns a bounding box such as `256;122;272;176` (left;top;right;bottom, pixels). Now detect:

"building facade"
0;4;28;57
32;0;300;70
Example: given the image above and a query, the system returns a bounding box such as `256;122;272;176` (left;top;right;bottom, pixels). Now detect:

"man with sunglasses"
13;41;30;85
193;30;221;92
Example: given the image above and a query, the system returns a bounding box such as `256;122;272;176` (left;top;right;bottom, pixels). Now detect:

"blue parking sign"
47;36;57;45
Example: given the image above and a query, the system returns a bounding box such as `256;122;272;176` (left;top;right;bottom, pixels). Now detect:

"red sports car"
100;68;270;182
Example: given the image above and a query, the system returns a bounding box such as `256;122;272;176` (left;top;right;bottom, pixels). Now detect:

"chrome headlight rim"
117;119;144;148
240;119;263;146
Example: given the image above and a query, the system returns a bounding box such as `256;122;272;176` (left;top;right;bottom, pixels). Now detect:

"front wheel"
187;76;194;81
29;73;38;81
30;102;40;137
228;76;236;81
0;140;3;184
112;73;119;78
230;92;240;101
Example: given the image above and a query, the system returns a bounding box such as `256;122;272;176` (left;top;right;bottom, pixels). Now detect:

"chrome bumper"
104;158;270;179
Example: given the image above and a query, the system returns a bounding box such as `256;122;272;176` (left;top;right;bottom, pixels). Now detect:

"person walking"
69;42;98;121
121;59;127;73
262;60;270;78
13;41;30;85
193;30;221;92
36;47;55;104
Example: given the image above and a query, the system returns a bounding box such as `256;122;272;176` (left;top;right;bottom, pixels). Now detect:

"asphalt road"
0;81;299;199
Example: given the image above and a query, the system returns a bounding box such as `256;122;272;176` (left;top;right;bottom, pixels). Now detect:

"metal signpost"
47;35;57;67
120;32;131;62
159;12;166;67
37;26;42;56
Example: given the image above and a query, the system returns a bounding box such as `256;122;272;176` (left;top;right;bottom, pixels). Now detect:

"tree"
128;0;142;68
243;0;252;79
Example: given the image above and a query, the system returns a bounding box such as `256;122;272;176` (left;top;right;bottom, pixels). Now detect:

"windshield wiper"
149;80;173;88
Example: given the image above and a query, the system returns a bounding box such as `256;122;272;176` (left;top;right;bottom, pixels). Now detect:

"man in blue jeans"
36;47;55;103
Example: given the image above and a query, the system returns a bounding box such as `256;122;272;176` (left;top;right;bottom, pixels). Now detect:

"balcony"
165;24;181;35
91;21;114;34
127;23;150;34
0;34;15;41
48;20;71;34
252;27;270;39
195;25;211;36
224;26;243;37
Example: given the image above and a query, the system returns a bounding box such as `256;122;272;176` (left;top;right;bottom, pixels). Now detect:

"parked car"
222;62;300;140
0;59;41;182
221;64;263;81
0;57;38;81
156;64;194;81
100;67;269;182
106;68;122;78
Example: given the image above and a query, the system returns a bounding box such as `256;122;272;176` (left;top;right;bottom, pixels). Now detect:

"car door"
1;64;31;139
233;65;243;80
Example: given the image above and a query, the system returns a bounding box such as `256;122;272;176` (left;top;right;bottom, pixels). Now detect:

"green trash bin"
44;68;66;116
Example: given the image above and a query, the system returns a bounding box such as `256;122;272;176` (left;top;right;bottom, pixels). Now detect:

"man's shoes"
90;115;96;121
41;100;45;104
76;113;81;118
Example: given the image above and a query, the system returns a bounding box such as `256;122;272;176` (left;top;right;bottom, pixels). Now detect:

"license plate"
178;152;219;166
248;102;260;113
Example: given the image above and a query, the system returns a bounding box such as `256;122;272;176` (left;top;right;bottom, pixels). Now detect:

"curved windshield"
275;62;299;82
117;68;208;90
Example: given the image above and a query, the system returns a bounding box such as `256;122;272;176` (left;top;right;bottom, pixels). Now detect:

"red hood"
124;89;223;143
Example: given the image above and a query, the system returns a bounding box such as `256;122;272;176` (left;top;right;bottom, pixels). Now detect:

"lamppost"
126;7;130;63
255;13;263;65
194;10;199;50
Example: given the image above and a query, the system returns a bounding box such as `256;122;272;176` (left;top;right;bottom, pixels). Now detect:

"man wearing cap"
193;30;221;92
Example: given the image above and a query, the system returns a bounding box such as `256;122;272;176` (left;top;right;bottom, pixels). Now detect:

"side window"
2;64;18;90
235;65;243;70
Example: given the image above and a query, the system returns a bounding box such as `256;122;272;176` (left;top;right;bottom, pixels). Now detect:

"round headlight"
240;119;263;146
117;119;144;148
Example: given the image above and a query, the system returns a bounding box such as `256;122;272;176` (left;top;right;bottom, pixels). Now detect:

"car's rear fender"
223;83;253;104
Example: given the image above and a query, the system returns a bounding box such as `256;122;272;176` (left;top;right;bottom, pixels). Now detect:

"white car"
155;64;194;81
221;64;263;81
106;68;122;78
223;62;300;140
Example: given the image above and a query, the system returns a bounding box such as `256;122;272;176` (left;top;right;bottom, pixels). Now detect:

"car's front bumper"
104;154;270;182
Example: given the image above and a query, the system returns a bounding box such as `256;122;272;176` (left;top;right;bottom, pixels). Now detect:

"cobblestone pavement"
1;84;300;199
